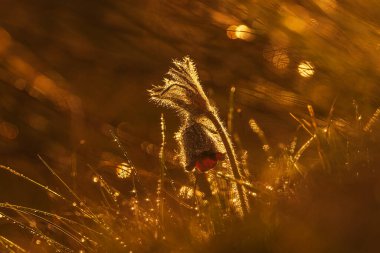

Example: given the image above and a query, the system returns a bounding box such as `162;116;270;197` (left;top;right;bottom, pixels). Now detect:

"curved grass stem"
207;110;248;216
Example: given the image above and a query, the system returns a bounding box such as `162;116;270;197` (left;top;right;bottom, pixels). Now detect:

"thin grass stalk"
227;86;236;134
157;113;166;238
0;236;26;253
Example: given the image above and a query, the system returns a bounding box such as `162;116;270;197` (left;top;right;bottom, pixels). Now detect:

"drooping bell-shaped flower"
149;56;249;216
176;118;225;172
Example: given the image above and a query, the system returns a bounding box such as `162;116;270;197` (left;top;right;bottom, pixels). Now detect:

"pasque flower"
149;56;248;216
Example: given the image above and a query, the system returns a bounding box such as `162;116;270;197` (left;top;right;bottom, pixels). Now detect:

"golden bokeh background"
0;0;380;252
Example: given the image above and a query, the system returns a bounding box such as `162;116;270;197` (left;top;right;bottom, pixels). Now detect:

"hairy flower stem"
207;110;248;216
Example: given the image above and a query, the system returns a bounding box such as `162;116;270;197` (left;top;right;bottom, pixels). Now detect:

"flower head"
149;56;248;215
148;56;211;117
176;119;225;172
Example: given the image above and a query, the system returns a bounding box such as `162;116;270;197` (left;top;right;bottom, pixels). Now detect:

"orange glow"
263;47;290;70
7;56;36;79
298;61;315;77
0;121;18;140
235;25;254;41
116;163;132;179
272;52;290;70
281;4;310;33
13;78;27;90
0;27;11;55
314;0;337;14
227;25;254;41
92;176;99;183
32;75;57;96
226;25;238;39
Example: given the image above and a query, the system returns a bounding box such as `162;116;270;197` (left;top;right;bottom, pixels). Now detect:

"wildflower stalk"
157;113;166;238
206;110;248;216
149;56;248;216
227;86;236;134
